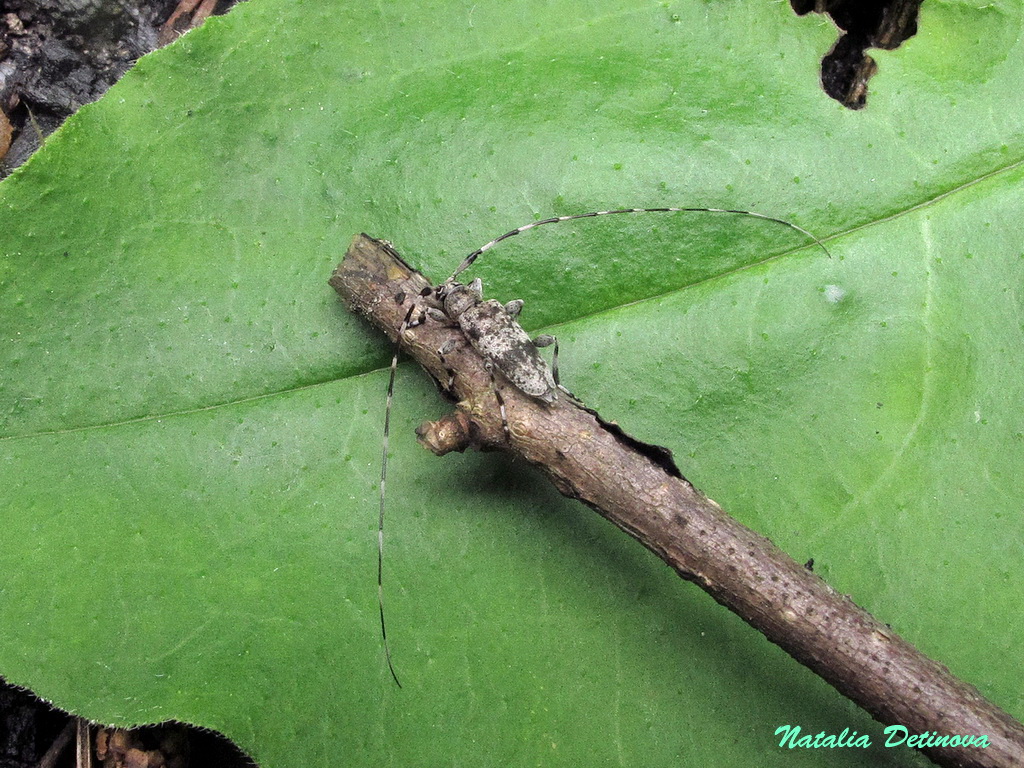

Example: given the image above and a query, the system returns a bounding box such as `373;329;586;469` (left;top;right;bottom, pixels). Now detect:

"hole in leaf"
791;0;922;109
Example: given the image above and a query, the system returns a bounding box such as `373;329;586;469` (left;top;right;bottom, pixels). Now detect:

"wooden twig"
330;233;1024;768
75;718;92;768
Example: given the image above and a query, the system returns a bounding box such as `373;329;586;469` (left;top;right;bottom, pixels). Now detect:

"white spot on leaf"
823;284;846;303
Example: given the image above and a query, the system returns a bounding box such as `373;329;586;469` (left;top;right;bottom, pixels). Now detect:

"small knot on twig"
416;408;478;455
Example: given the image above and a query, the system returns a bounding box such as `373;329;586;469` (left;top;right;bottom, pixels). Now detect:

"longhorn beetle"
375;206;832;686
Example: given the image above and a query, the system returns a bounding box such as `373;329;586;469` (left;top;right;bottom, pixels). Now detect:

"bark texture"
331;233;1024;768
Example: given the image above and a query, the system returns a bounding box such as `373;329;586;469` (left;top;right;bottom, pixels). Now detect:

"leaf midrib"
3;152;1022;443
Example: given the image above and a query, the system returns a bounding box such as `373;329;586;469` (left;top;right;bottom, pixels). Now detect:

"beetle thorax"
440;282;478;318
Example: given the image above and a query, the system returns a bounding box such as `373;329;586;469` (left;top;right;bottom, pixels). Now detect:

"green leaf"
2;1;1022;766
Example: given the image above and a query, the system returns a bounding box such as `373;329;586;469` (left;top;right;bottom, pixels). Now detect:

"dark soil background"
0;0;240;176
